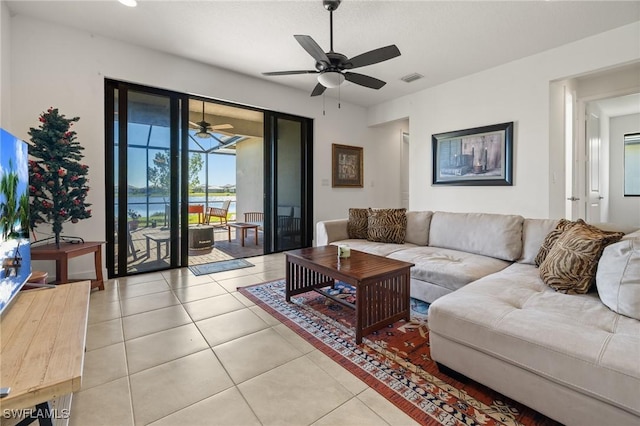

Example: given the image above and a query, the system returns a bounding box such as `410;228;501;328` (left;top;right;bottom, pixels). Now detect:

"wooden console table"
0;281;90;424
30;241;105;290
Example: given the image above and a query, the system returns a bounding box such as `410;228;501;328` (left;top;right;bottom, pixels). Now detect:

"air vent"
401;73;424;83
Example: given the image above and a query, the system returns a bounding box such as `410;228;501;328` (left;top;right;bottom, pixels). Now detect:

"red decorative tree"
28;108;92;247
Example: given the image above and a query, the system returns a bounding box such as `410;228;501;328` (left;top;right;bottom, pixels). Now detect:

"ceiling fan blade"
344;72;386;90
348;45;401;69
188;121;200;128
310;83;327;97
294;35;330;65
263;70;318;76
210;124;234;130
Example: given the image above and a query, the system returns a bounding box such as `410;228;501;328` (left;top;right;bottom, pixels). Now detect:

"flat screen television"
0;128;31;314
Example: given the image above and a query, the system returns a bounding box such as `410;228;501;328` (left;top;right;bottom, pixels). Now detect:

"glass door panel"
265;113;313;253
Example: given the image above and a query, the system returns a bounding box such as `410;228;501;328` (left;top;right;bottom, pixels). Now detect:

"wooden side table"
30;241;105;290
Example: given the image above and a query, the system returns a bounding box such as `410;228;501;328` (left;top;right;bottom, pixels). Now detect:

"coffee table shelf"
285;246;414;344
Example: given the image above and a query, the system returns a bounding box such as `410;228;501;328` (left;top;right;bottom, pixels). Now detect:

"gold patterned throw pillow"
534;219;577;266
539;220;624;294
367;208;407;244
347;208;369;239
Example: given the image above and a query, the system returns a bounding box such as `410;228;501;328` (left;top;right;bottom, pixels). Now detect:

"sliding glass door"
106;81;313;278
265;112;313;252
106;82;181;277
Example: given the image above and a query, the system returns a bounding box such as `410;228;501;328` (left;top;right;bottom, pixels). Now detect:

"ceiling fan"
189;102;234;138
263;0;401;97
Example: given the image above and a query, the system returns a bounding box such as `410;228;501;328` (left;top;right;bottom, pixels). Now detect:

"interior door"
585;105;603;223
264;112;313;252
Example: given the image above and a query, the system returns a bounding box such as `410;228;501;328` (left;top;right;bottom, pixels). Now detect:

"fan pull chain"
323;93;326;116
338;84;341;109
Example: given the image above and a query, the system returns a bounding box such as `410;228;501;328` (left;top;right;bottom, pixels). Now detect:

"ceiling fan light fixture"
195;131;211;139
318;71;345;88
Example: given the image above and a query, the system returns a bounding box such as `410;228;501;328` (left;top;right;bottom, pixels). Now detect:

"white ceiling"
594;93;640;118
6;1;640;107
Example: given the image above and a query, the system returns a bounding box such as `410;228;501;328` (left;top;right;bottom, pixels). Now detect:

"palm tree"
0;159;19;239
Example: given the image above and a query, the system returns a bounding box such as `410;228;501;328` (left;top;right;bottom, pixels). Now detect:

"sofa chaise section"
429;262;640;426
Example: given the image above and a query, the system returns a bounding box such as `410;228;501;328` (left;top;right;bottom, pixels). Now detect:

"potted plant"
128;209;141;230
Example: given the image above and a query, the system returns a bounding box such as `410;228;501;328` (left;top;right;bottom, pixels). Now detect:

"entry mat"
188;258;254;276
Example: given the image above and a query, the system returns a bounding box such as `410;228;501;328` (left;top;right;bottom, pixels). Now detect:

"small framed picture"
432;122;514;186
332;144;363;188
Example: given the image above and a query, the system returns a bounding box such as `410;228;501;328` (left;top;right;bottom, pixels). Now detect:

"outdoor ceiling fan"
189;102;234;138
263;0;401;96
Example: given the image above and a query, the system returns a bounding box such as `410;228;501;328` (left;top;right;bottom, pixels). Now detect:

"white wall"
236;138;263;222
368;21;640;219
9;15;384;278
0;1;11;127
609;113;640;227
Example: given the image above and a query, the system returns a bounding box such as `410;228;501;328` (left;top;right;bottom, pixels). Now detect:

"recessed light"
119;0;137;7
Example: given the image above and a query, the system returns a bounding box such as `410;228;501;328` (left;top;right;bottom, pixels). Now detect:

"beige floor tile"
357;388;420;426
88;300;122;324
165;273;214;289
161;268;192;279
214;328;303;384
313;397;389;426
118;279;170;299
122;304;192;341
116;272;166;286
183;293;246;322
306;349;369;395
172;281;227;303
149;387;261;426
216;274;264;292
88;285;119;305
69;377;133;426
125;323;209;374
196;308;270;347
272;323;316;355
85;318;123;351
239;356;352;425
119;290;180;317
129;349;233;425
231;290;256;307
249;306;281;326
81;342;128;390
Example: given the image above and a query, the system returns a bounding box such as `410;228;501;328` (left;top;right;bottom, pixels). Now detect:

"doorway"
105;81;313;278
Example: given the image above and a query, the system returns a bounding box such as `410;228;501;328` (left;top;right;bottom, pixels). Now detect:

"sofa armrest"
316;219;349;246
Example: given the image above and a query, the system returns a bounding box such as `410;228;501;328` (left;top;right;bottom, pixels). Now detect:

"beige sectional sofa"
315;210;640;426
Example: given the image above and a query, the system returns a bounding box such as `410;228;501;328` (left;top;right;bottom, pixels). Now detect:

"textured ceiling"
6;1;640;107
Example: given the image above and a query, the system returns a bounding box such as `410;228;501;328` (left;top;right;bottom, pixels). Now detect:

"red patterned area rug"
238;279;559;426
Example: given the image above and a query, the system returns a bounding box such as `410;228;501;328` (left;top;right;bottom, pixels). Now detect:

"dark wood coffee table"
285;246;414;344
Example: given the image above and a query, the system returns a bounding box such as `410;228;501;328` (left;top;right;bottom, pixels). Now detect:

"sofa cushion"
347;208;369;239
429;263;640;416
367;208;407;244
329;239;416;257
534;218;576;266
388;246;510;292
518;218;559;265
405;211;432;246
596;235;640;320
428;211;524;261
539;220;624;294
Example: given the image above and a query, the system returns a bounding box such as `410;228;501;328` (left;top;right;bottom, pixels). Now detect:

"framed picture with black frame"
332;143;363;188
432;121;514;186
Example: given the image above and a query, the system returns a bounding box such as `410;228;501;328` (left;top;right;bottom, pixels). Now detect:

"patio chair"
206;200;231;226
188;205;205;225
244;212;264;228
